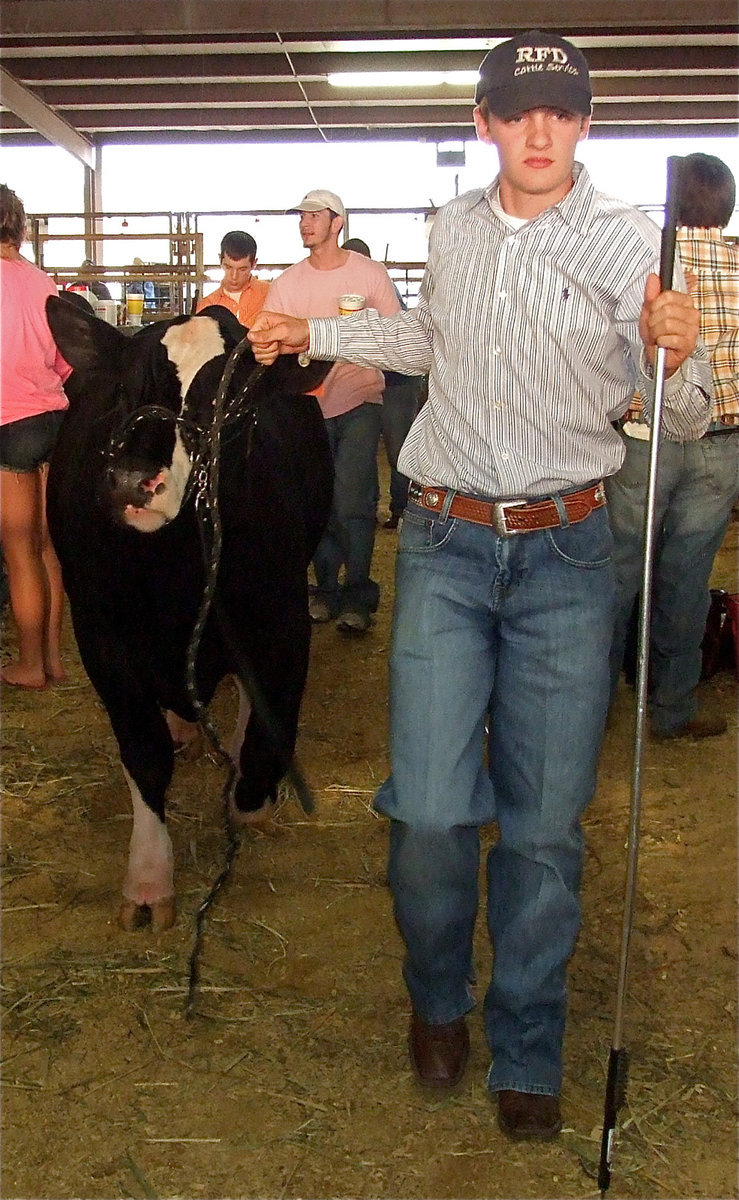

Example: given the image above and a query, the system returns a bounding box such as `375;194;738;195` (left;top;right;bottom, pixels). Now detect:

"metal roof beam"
6;45;739;84
24;75;738;109
4;122;736;147
3;101;735;132
2;30;736;56
2;0;737;36
0;65;94;166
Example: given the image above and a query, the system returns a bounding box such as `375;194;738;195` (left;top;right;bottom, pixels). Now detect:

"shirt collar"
678;226;727;242
478;161;598;235
555;162;599;233
222;279;252;292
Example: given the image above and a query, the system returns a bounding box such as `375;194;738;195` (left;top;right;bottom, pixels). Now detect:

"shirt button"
501;450;509;460
493;347;501;356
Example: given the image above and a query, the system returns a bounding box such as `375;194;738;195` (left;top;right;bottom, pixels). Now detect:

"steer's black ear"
266;352;334;397
46;294;124;372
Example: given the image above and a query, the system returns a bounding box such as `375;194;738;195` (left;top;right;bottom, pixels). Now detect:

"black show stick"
597;154;684;1196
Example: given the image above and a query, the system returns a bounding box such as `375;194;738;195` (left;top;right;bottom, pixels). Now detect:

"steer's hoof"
118;897;176;932
228;793;277;829
150;897;177;931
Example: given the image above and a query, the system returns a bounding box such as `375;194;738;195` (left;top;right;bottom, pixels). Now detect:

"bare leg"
0;467;48;688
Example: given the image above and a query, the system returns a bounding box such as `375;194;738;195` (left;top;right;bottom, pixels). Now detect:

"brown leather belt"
407;480;607;536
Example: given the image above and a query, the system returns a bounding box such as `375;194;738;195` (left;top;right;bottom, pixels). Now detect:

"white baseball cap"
287;189;347;228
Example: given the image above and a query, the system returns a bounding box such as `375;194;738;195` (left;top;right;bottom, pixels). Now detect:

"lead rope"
184;344;265;1018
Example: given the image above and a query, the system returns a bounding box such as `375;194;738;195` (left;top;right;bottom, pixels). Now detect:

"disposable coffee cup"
94;299;117;325
127;293;144;325
338;293;365;316
68;285;92;307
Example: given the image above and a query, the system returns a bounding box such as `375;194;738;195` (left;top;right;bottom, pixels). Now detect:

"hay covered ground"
1;500;737;1200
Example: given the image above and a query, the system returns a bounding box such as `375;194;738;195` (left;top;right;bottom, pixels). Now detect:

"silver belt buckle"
491;498;526;536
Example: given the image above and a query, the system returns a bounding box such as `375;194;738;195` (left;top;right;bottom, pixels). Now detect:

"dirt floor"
2;489;737;1200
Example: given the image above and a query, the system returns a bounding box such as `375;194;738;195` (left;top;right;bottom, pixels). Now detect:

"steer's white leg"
228;674;252;764
227;676;276;826
118;768;176;932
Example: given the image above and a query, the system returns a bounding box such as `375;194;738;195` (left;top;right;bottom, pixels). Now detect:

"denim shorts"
0;410;66;473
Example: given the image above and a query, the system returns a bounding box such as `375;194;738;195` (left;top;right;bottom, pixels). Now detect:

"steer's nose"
107;468;154;514
139;472;167;496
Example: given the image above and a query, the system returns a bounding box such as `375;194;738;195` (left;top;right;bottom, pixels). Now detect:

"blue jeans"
381;377;423;515
375;492;615;1095
606;430;739;734
313;402;382;618
0;410;66;473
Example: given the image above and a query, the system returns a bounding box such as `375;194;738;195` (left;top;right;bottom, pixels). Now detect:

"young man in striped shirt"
248;31;711;1141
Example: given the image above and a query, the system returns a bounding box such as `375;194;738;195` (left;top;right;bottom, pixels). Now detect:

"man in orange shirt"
197;230;269;329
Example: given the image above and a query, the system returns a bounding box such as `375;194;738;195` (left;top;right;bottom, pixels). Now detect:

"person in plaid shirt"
607;152;738;739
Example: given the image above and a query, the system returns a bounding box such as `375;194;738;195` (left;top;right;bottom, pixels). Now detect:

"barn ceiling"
1;1;737;157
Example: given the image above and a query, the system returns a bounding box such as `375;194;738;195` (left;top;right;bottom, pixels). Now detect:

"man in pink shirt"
266;190;401;634
197;230;269;329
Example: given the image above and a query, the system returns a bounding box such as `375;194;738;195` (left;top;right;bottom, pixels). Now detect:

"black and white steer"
46;299;333;931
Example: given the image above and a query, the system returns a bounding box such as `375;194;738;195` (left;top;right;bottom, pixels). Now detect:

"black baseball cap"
474;31;592;119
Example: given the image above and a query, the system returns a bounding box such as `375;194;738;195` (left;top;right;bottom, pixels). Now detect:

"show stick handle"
659;155;683;292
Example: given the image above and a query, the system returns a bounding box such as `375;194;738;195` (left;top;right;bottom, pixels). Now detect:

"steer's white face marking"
122;435;192;531
122;316;226;533
123;504;169;534
162;315;226;399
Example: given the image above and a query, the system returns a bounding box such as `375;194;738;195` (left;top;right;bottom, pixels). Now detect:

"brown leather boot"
408;1013;469;1088
651;714;727;741
497;1090;562;1140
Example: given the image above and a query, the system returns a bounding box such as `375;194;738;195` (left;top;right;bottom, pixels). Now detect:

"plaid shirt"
678;227;739;422
629;226;738;426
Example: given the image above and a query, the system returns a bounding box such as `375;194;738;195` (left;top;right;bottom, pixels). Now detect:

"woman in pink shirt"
0;184;71;689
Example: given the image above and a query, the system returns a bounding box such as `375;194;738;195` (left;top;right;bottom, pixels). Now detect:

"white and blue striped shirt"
307;164;712;499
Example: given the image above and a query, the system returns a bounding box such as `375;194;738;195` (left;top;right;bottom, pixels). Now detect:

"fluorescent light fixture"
328;71;479;89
